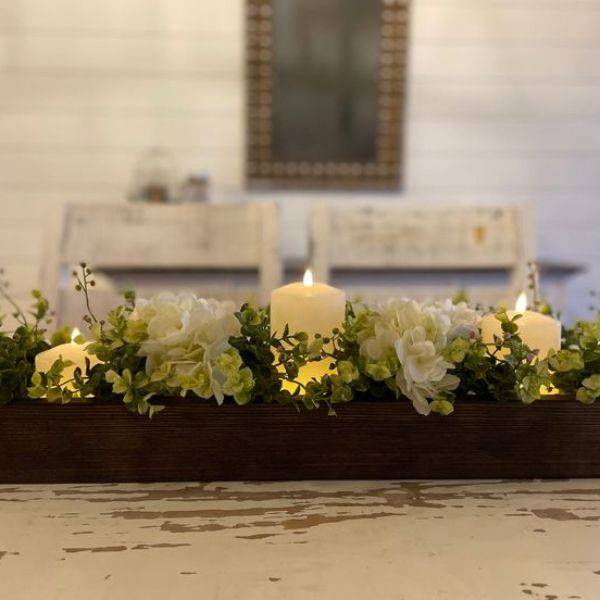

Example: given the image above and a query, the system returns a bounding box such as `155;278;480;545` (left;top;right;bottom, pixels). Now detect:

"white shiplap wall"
0;0;599;322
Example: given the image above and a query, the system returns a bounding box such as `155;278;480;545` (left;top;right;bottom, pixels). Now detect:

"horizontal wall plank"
0;151;243;188
4;32;600;81
413;3;600;45
0;35;241;76
2;0;598;43
411;45;600;81
407;120;600;153
3;77;599;121
1;150;598;189
4;114;600;154
407;155;600;188
0;74;242;114
0;112;242;148
0;0;242;36
410;82;600;118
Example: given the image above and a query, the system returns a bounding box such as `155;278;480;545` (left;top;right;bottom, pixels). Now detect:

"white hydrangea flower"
358;298;480;415
127;293;250;404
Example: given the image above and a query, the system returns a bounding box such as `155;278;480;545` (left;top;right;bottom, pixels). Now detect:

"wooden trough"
0;397;597;483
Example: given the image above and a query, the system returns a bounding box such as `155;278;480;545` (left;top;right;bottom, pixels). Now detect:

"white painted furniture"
309;203;535;306
42;202;281;325
1;480;598;600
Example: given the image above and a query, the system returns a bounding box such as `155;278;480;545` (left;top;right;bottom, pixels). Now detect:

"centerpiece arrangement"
2;264;598;417
2;263;600;483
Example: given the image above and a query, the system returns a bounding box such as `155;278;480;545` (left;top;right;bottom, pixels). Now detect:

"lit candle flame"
515;292;527;314
303;269;314;287
71;327;81;343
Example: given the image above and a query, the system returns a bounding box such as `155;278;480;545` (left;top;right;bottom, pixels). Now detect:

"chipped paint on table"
0;480;599;599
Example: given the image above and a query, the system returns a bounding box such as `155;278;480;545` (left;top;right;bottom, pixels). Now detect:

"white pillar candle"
270;270;346;392
480;293;561;360
35;329;101;390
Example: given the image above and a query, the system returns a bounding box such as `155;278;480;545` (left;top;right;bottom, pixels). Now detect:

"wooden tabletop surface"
1;479;599;599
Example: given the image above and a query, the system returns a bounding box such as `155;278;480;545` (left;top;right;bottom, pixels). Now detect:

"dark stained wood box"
0;397;598;483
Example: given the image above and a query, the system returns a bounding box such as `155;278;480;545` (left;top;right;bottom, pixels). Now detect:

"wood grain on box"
0;397;596;483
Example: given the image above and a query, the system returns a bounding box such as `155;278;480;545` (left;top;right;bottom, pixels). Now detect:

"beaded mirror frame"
246;0;409;190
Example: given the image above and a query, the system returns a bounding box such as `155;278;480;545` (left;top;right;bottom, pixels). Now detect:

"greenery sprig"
549;313;600;403
0;270;53;406
452;309;553;405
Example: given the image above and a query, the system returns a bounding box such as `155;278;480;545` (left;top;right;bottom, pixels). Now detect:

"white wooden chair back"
310;203;535;305
42;202;281;324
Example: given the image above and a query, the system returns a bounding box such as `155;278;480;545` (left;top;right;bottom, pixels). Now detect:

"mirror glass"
271;0;380;164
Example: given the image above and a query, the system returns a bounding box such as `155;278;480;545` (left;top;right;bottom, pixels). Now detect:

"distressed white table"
1;480;599;599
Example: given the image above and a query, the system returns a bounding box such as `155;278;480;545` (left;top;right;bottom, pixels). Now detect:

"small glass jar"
129;147;178;204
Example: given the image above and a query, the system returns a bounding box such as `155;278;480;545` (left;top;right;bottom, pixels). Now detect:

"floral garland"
1;265;599;417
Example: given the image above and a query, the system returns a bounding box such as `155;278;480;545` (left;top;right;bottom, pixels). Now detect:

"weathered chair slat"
42;202;282;323
311;203;534;304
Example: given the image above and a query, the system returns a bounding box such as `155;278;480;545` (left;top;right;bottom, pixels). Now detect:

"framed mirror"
246;0;410;190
